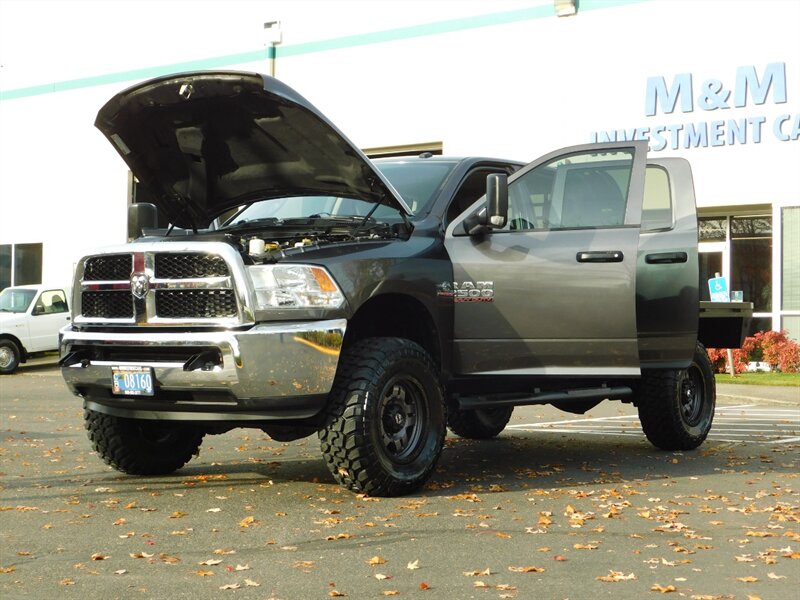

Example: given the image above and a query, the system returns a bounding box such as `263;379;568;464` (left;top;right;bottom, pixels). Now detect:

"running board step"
458;386;633;410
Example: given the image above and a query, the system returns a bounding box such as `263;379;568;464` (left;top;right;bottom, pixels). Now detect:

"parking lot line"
508;404;799;444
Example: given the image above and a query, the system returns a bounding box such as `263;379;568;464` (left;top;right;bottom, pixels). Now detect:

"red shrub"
706;329;799;374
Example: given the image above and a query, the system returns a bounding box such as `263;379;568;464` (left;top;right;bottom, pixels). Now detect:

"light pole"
264;21;282;78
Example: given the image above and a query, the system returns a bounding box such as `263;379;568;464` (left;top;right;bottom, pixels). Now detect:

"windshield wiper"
219;217;281;231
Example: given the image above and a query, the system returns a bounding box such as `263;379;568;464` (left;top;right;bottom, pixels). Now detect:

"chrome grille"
155;290;237;318
155;253;229;279
77;246;242;324
83;254;132;281
82;291;134;318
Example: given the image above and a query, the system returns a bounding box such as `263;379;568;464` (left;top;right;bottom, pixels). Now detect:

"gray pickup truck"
60;71;751;496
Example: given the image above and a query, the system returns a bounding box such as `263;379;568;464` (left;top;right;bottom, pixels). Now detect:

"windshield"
221;160;458;227
0;288;36;313
222;194;403;228
374;160;455;215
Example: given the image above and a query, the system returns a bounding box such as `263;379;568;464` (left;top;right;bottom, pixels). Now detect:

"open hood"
96;71;411;229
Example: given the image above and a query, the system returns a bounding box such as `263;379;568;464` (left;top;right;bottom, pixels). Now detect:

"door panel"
635;158;699;368
28;289;70;352
445;142;648;377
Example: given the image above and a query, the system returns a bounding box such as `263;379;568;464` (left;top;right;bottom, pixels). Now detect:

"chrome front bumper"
60;319;346;420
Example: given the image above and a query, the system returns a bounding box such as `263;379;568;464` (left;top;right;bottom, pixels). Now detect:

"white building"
1;0;798;338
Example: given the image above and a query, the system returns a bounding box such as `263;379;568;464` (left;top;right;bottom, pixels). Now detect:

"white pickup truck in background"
0;284;71;374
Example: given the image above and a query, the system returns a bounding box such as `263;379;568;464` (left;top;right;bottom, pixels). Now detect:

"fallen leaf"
497;584;517;591
0;566;17;574
596;570;636;582
234;564;250;571
59;578;75;586
553;556;568;561
114;569;127;575
381;592;399;597
213;549;236;555
367;556;387;566
159;553;179;564
407;560;420;570
508;566;545;573
219;583;240;590
767;572;786;579
419;582;430;590
130;552;154;559
244;579;260;587
199;559;223;566
195;570;214;576
170;511;188;519
473;581;490;588
374;573;391;580
736;576;758;582
573;543;599;550
328;591;346;597
238;516;257;527
651;584;677;593
90;553;109;561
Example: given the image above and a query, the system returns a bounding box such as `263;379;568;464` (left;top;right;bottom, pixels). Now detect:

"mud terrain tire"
319;337;445;497
84;409;203;475
637;342;716;451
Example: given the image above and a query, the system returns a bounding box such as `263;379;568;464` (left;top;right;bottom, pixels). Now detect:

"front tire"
637;342;716;450
0;339;21;374
448;406;513;439
319;338;446;497
84;409;203;475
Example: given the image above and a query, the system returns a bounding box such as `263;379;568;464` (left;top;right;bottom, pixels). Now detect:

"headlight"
247;264;345;309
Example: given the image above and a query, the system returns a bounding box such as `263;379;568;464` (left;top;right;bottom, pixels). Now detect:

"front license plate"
112;366;154;396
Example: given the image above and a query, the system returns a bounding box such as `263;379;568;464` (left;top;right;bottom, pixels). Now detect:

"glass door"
699;242;727;302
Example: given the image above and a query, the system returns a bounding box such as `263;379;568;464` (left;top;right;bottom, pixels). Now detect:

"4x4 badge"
130;273;150;299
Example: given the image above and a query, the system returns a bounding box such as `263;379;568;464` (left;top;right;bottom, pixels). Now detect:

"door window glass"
38;289;69;314
641;166;673;231
506;149;633;231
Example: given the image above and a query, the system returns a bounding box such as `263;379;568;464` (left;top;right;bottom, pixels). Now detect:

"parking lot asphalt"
1;366;798;600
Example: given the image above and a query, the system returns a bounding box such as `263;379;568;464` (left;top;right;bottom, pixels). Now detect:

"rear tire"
637;342;716;450
448;406;513;439
319;337;446;497
84;409;203;475
0;339;21;374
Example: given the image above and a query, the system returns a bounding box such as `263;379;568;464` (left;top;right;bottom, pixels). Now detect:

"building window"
0;243;43;290
0;244;10;290
783;207;800;311
699;214;774;338
699;217;727;242
730;216;771;313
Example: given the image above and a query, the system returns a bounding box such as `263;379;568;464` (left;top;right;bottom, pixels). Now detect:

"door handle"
645;251;687;264
576;251;624;263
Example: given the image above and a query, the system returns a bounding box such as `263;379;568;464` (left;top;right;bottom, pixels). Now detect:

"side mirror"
462;173;509;236
486;173;508;229
128;202;158;240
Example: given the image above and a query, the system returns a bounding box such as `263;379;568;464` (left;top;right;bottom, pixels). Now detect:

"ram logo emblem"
438;281;494;302
130;273;150;300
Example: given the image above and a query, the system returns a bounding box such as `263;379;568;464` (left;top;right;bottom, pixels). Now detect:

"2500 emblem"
437;281;494;302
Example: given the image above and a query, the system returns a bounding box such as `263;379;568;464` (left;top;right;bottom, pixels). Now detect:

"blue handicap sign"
708;276;729;302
